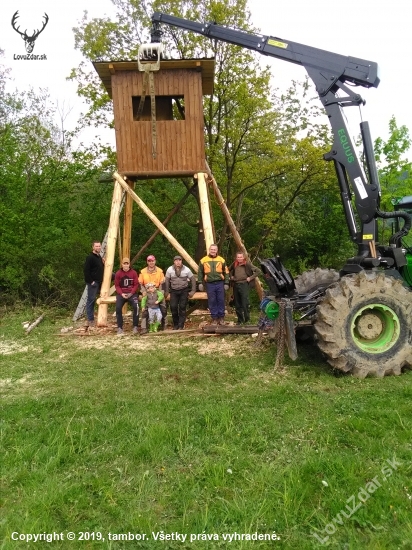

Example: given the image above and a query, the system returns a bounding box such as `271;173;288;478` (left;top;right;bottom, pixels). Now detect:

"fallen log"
203;325;260;334
25;314;45;334
141;328;199;336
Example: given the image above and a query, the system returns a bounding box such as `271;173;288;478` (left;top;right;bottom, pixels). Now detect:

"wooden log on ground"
203;325;259;334
25;314;45;334
141;328;199;336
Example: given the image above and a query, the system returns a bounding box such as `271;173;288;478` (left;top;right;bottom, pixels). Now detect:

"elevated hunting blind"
82;56;261;328
93;59;215;178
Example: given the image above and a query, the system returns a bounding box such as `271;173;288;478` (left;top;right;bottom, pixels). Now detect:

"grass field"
1;307;411;549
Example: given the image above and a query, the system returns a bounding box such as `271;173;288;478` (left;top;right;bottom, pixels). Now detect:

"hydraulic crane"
150;12;412;377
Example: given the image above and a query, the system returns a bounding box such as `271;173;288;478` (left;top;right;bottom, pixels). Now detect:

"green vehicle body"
394;195;412;288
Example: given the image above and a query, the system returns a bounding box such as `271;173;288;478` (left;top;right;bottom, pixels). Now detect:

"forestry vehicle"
149;13;412;377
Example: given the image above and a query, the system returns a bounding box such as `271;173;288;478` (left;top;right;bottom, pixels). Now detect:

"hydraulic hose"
376;209;412;247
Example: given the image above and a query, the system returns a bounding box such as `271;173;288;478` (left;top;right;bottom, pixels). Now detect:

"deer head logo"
11;11;49;53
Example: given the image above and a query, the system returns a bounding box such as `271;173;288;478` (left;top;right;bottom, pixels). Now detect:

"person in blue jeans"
198;244;229;324
83;241;105;326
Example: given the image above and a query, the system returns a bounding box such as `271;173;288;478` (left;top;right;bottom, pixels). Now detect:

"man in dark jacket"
164;255;196;330
229;252;259;325
83;241;105;326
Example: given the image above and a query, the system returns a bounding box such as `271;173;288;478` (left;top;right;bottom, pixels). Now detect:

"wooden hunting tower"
93;59;215;178
83;56;261;328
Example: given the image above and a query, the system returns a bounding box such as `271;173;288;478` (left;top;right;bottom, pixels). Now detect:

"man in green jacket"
229;252;259;324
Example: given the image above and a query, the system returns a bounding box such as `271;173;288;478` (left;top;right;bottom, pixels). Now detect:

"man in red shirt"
114;257;140;335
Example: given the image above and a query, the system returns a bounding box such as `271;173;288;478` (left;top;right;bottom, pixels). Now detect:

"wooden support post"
197;172;215;250
123;179;134;259
97;179;123;326
113;172;198;272
205;162;263;301
117;224;122;265
122;179;134;315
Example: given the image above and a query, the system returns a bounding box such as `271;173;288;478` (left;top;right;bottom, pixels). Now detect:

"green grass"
1;308;412;549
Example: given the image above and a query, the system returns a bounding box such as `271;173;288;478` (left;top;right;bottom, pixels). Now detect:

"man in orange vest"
198;244;229;324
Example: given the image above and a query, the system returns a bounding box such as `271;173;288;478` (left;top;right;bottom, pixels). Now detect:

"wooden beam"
113;172;198;272
130;183;195;265
196;172;214;250
203;325;260;334
123;180;134;260
97;291;208;305
205;161;264;301
97;180;123;326
117;224;122;264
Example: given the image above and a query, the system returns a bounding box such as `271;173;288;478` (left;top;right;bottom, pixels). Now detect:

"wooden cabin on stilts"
90;52;262;327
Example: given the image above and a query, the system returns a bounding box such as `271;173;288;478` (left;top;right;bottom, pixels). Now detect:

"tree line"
1;0;411;308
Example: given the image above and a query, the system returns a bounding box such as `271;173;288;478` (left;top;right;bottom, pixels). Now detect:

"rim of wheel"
350;303;400;353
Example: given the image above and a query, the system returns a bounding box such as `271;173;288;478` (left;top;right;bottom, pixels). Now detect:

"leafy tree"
375;116;411;204
0;69;112;305
374;117;411;245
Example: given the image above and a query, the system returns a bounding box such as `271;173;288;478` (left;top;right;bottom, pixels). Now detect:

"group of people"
83;242;259;334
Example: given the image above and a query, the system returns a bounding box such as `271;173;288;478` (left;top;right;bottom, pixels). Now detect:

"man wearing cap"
114;258;140;335
164;255;196;330
138;255;166;333
198;244;230;324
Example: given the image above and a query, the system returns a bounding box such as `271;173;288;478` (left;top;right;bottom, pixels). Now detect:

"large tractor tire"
294;268;340;342
295;268;340;294
315;271;412;378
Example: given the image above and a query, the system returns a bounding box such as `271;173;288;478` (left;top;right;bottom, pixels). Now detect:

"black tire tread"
315;271;412;377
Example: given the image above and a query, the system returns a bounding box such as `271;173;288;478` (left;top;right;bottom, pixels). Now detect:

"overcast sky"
1;0;411;152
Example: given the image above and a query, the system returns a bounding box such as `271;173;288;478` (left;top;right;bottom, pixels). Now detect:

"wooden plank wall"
111;69;206;176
